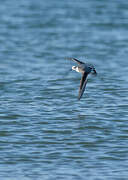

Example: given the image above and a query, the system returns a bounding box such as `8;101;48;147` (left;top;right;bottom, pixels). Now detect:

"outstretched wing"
78;72;88;100
68;58;85;65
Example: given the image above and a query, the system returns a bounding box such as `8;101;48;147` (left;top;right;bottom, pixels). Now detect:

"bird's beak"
92;69;97;75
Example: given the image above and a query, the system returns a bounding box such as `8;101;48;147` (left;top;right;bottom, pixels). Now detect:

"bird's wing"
68;58;85;65
78;72;88;100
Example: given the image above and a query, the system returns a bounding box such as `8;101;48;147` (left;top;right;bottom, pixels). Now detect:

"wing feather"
78;73;88;100
68;58;85;65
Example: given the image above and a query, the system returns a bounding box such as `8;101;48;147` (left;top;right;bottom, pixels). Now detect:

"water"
0;0;128;179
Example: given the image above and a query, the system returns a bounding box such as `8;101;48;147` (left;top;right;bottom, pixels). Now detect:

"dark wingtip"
66;57;84;65
78;94;82;100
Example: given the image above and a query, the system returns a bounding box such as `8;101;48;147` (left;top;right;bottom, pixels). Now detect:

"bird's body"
69;58;97;100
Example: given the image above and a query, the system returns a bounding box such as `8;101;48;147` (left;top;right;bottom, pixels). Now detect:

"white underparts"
76;67;80;72
72;66;80;73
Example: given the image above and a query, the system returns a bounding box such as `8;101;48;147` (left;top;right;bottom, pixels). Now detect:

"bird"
68;58;97;100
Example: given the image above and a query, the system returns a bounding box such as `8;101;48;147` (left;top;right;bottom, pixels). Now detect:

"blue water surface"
0;0;128;179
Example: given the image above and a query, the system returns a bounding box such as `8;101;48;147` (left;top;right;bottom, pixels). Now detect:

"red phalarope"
69;58;97;100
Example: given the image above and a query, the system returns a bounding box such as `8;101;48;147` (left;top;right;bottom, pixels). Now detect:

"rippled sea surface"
0;0;128;179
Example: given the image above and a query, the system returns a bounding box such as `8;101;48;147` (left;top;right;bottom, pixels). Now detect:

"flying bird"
69;58;97;100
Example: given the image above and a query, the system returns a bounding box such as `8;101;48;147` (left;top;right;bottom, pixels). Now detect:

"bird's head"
92;68;97;74
88;65;97;75
91;67;97;75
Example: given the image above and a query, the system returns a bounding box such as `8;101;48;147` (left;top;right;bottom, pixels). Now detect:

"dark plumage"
69;58;97;100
